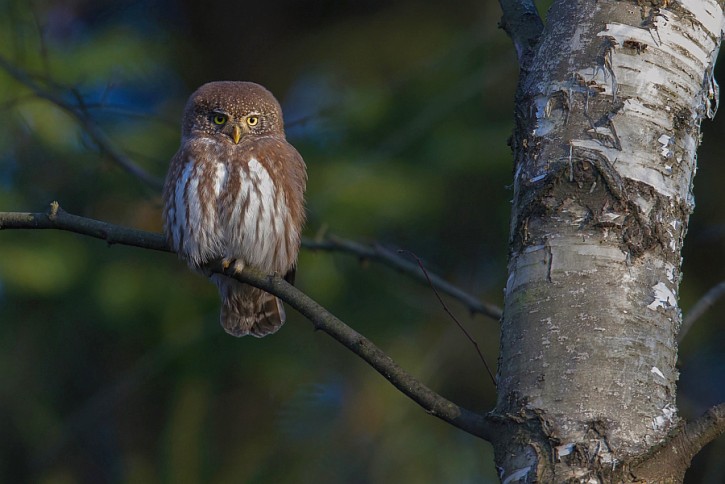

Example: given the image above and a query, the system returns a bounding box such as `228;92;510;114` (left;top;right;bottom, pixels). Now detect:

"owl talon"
232;260;246;274
219;258;246;274
221;258;244;272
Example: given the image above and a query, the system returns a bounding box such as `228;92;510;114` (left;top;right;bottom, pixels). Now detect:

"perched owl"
163;81;307;337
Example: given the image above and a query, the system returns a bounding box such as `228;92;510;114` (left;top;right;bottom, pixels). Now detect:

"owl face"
182;81;285;144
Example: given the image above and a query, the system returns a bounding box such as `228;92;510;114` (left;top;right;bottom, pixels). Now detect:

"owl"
163;81;307;337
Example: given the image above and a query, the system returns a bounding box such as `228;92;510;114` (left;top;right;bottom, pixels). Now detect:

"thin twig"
0;55;164;189
680;280;725;341
400;250;497;388
0;204;495;442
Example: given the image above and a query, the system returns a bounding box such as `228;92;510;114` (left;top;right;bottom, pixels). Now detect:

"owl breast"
165;138;296;274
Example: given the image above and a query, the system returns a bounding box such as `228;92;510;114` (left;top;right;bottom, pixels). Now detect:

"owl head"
181;81;285;143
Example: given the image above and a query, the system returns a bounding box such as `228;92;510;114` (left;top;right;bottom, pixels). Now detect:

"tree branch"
0;55;164;189
631;402;725;481
0;202;169;252
215;261;494;440
0;203;494;441
498;0;544;69
0;202;502;321
679;280;725;341
304;234;502;322
679;402;725;460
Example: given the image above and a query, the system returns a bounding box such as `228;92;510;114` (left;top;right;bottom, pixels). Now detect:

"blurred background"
0;0;722;482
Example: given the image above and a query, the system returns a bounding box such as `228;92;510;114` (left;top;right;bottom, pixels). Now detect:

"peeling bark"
494;0;723;482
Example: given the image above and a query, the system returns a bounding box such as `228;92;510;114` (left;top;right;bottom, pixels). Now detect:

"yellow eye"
246;116;259;127
212;114;227;125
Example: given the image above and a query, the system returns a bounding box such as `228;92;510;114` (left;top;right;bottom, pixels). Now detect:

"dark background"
0;1;722;482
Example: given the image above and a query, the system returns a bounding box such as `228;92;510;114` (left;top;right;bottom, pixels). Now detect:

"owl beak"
232;125;242;144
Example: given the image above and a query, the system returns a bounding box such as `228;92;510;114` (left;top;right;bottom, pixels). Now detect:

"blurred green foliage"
0;0;723;483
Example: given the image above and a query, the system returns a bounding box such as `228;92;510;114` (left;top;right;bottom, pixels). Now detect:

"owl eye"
246;116;259;127
212;114;227;125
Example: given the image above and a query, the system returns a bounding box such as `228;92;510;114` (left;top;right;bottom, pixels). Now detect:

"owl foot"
232;259;246;274
220;258;246;275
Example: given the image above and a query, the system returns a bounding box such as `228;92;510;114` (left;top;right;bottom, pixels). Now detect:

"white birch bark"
494;1;724;481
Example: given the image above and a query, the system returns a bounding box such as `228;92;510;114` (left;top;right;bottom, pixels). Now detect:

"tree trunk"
493;1;723;482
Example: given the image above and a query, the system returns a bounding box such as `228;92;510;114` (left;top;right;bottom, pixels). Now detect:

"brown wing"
248;136;307;271
162;140;223;267
162;147;186;253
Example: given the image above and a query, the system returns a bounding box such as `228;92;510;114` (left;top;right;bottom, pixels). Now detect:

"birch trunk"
493;1;723;481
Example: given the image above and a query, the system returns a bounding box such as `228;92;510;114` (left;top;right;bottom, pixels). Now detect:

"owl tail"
212;275;285;337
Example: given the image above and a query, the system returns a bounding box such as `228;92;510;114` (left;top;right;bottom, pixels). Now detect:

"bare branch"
498;0;544;69
631;402;725;481
216;261;494;440
305;234;503;322
0;203;502;322
680;280;725;341
679;402;725;459
0;55;164;189
0;204;494;442
0;202;169;252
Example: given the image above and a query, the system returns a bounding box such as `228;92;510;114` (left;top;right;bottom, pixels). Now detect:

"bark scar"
596;36;619;103
572;146;625;203
545;241;554;283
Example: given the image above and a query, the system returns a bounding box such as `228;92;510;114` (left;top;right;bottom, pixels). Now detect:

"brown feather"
213;275;285;337
162;81;306;338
